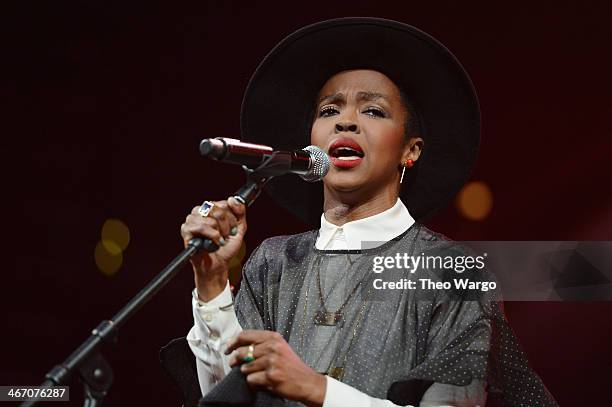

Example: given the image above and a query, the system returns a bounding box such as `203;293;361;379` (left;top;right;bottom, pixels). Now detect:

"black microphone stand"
20;152;295;406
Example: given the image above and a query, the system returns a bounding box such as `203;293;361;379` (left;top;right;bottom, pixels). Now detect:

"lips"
328;138;365;169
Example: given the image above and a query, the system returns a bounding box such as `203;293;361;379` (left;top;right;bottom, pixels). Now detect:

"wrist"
302;372;326;407
195;266;229;302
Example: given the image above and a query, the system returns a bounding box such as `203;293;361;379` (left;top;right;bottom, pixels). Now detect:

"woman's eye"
363;107;386;118
319;106;339;117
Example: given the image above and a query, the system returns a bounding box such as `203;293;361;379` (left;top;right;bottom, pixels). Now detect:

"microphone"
200;137;330;182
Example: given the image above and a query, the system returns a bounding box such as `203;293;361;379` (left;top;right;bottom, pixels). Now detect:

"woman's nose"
335;121;359;133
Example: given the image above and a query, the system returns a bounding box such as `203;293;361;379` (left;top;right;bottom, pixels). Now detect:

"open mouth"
328;138;365;168
330;146;365;160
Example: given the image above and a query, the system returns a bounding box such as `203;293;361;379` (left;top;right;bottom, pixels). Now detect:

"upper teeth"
333;147;362;157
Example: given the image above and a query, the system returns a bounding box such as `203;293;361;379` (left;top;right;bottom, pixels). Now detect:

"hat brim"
240;17;481;227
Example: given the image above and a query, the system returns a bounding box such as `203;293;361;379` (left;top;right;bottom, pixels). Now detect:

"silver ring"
198;201;215;217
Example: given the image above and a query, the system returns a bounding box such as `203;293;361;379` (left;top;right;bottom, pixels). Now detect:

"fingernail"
219;237;226;246
224;339;234;354
230;226;238;236
240;364;247;372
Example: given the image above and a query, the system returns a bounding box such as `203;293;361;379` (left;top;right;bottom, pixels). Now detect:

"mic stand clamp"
79;351;113;407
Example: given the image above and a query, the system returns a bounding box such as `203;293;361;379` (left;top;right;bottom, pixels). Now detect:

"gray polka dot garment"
234;223;558;406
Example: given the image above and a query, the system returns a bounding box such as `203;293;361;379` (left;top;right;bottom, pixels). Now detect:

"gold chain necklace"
325;283;374;381
297;252;374;381
314;253;364;326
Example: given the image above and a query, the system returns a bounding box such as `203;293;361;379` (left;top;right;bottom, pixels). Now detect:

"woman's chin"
323;174;367;194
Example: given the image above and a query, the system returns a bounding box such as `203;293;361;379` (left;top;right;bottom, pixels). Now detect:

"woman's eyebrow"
318;92;344;105
356;91;388;102
317;91;388;105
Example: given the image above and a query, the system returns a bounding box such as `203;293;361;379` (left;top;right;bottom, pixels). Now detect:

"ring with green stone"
242;343;255;362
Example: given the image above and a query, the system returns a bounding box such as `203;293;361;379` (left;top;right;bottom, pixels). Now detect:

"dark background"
2;0;612;405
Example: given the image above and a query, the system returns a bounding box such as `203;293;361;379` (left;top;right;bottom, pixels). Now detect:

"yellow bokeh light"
101;239;122;256
456;181;493;221
101;219;130;251
95;240;123;276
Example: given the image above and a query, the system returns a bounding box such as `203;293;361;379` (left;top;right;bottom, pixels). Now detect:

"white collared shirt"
316;198;415;250
186;199;484;407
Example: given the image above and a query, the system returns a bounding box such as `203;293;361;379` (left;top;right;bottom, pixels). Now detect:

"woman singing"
163;18;558;407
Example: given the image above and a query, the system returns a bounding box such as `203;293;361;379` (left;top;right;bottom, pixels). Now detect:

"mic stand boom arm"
21;161;275;407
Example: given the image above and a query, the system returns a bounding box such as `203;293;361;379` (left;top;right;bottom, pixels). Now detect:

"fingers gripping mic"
192;138;330;253
200;138;330;181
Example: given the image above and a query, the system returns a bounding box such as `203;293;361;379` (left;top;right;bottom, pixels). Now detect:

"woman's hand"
225;330;327;407
180;197;247;301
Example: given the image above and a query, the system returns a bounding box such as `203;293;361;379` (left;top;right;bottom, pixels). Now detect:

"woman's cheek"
310;121;325;146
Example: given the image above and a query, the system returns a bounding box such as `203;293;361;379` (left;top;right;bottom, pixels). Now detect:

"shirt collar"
315;198;415;250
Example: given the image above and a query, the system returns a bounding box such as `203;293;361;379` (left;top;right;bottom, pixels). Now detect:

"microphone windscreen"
301;145;330;182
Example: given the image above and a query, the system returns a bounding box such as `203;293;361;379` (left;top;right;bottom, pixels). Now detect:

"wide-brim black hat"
240;17;480;227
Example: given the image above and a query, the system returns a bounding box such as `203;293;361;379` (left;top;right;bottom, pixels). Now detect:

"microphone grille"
301;145;330;182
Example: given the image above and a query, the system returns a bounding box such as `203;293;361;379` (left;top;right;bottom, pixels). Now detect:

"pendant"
314;310;343;326
327;366;345;381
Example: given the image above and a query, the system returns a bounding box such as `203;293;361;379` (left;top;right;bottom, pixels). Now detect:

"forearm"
194;264;229;302
187;281;243;395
